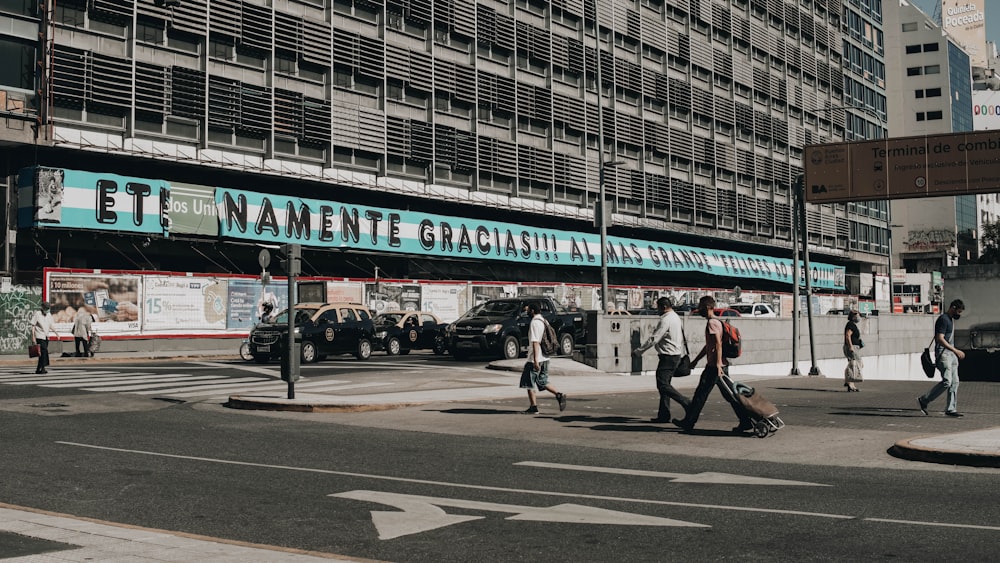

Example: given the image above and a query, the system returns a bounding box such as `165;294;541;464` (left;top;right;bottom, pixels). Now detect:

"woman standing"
843;310;863;392
30;302;59;374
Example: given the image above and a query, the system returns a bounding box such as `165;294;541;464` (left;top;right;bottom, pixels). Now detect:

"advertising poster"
227;279;288;329
326;281;365;305
420;284;466;322
47;273;142;334
143;276;228;331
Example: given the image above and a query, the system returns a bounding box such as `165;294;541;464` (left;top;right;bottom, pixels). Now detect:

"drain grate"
28;403;69;409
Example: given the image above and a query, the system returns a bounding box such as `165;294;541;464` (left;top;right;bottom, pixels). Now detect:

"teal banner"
215;188;845;290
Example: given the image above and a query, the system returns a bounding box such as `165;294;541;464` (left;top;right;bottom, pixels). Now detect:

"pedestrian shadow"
432;408;516;415
554;415;642;424
774;387;849;393
829;407;923;417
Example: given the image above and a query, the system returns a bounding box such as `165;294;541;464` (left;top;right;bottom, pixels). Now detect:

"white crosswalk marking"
0;360;427;400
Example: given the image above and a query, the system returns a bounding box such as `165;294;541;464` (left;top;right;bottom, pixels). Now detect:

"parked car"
446;296;586;360
373;311;449;355
714;308;743;318
248;302;375;363
730;303;778;318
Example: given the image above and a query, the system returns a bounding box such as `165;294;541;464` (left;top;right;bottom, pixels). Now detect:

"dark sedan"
373;311;449;355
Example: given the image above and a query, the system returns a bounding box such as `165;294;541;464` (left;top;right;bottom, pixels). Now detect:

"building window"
902;22;918;31
923;42;939;52
906;67;921;76
926;87;941;97
916;112;925;121
915;90;924;99
0;37;35;91
927;110;943;120
905;45;920;54
924;65;940;75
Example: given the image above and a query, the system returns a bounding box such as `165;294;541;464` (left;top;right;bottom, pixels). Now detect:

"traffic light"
279;244;301;276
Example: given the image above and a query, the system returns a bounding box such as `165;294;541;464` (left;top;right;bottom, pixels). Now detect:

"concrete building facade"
1;0;887;295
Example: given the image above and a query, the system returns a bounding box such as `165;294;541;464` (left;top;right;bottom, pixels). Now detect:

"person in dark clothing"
843;310;863;392
672;295;753;434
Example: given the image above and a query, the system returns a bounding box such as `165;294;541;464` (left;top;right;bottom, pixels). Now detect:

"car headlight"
293;328;301;335
483;323;503;334
375;331;387;338
445;323;456;334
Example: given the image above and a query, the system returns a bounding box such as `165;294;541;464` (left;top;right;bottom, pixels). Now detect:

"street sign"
258;249;271;269
804;130;1000;203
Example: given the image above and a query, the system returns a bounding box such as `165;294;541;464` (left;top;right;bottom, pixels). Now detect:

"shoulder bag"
674;328;692;377
920;337;936;378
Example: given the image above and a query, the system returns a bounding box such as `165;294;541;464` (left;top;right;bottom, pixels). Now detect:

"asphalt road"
1;355;998;561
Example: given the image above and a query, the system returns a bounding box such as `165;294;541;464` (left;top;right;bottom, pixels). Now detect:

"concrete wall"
582;313;937;381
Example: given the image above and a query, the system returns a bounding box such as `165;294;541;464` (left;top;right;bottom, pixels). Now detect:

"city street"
0;354;998;561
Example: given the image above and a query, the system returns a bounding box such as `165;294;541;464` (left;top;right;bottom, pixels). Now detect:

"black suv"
248;302;375;363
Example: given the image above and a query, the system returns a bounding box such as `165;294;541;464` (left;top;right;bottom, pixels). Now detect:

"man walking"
519;301;567;415
72;307;93;357
633;296;691;423
30;302;59;374
672;295;753;433
918;299;966;417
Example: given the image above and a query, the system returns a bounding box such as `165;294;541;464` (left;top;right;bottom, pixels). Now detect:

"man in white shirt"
30;302;59;374
633;297;691;423
518;301;566;415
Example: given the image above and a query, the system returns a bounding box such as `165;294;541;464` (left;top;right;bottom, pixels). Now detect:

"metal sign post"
280;244;301;398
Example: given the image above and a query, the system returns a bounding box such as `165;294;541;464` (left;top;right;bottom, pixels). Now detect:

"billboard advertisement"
941;0;987;68
973;89;1000;131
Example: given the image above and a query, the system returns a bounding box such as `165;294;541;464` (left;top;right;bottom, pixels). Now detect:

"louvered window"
171;66;205;120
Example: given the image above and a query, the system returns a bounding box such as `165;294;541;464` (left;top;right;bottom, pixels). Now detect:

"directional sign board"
804;130;1000;203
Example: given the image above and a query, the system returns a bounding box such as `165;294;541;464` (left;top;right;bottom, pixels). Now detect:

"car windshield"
376;313;404;327
272;308;318;325
475;301;520;316
732;305;753;314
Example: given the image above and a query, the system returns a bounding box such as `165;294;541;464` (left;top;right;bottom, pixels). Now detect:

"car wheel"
356;338;372;360
386;337;401;356
252;354;270;364
239;341;253;361
432;337;447;355
502;336;520;360
301;341;318;364
558;333;575;356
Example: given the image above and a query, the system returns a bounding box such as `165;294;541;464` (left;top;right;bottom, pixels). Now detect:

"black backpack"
540;320;559;356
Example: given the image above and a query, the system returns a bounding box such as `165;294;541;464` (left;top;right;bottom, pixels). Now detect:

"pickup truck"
446;296;586;361
730;303;778;318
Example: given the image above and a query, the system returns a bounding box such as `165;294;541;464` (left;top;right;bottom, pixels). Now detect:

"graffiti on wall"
0;283;42;355
904;229;956;252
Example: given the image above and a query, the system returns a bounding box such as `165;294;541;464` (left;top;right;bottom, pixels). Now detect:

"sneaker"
945;411;964;418
671;418;694;433
557;393;567;412
917;398;929;416
521;406;539;415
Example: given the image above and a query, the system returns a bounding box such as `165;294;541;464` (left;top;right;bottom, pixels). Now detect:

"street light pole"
593;17;619;313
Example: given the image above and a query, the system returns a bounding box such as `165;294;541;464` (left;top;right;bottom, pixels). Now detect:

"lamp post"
592;17;623;313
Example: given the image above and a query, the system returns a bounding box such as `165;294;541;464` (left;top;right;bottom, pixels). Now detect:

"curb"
225;396;424;413
889;437;1000;468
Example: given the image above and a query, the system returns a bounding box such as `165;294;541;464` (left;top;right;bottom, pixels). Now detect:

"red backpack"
721;320;742;359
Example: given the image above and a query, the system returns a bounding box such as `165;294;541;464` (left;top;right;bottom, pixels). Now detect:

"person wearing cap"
30;301;59;374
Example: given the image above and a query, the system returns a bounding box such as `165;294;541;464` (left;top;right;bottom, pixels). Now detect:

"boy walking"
918;299;966;417
519;301;567;414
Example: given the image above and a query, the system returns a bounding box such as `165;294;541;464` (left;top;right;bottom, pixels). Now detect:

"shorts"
519;360;550;390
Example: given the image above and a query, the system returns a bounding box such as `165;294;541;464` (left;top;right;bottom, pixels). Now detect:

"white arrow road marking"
515;462;830;487
332;490;705;539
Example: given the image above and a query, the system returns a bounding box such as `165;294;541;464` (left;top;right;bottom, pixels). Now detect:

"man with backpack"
519;301;567;415
672;295;753;434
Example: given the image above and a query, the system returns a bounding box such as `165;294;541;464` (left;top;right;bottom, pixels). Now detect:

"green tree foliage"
980;221;1000;264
